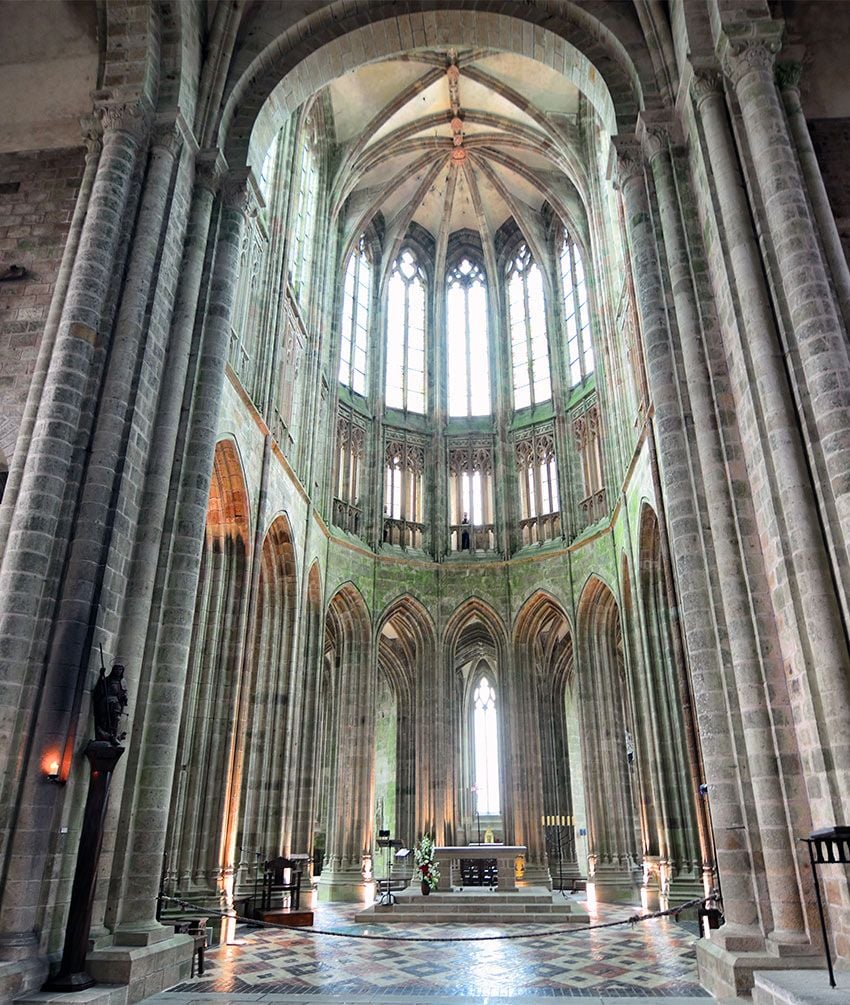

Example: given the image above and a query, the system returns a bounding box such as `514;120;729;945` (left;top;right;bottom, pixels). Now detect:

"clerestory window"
339;237;371;396
560;233;594;387
386;249;426;413
289;131;319;303
259;131;280;203
507;243;551;409
447;258;490;417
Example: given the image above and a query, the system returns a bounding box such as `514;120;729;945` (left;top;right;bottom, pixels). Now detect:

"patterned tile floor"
145;892;712;1003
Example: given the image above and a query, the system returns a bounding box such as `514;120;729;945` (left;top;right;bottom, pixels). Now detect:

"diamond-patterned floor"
145;893;710;1002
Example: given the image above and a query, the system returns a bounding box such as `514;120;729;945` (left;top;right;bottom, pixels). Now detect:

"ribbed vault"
325;48;590;273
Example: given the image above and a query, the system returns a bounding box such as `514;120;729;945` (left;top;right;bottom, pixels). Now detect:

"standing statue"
93;663;128;745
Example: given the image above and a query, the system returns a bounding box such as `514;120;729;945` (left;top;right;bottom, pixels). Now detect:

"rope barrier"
160;893;706;944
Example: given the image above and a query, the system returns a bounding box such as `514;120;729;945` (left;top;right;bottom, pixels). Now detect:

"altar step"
354;886;588;925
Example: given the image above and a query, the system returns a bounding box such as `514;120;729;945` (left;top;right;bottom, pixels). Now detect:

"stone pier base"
697;934;822;999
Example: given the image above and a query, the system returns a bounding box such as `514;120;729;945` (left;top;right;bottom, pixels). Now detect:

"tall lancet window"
447;258;490;416
507;243;551;409
386;249;426;413
339;237;370;395
473;672;500;815
560;233;594;387
289;130;319;302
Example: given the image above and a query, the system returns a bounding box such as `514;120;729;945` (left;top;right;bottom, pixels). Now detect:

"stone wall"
809;118;850;266
0;147;85;460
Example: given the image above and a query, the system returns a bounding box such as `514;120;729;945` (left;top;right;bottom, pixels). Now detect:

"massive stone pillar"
319;588;374;902
615;139;761;940
96;171;250;956
721;35;850;582
777;62;850;334
0;100;152;988
644;121;808;945
576;579;639;902
689;61;850;981
505;640;550;887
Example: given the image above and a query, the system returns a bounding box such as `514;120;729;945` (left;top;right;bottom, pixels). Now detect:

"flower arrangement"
414;834;440;892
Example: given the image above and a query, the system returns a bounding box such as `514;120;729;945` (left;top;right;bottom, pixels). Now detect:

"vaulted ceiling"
324;48;588;268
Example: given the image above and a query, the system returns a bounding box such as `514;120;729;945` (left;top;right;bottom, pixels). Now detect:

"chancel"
2;2;850;1003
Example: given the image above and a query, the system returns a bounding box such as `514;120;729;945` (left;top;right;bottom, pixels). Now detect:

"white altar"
433;844;526;891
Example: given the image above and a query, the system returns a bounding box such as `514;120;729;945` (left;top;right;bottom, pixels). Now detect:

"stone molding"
689;68;724;111
720;31;783;89
221;169;263;217
95;98;154;143
80;114;103;160
611;135;644;188
775;59;803;92
195;149;228;195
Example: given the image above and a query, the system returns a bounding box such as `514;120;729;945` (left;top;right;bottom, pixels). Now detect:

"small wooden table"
433;845;527;891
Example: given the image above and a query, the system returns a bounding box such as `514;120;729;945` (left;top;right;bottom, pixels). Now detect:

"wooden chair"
261;856;303;912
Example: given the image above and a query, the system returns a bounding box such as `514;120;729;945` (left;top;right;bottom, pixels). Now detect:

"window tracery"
339;237;371;396
560;232;594;387
386;249;426;413
383;432;426;549
448;439;495;552
289;127;319;304
447;258;490;417
229;215;266;401
573;399;605;527
473;672;500;816
514;423;560;544
507;243;551;409
333;406;366;536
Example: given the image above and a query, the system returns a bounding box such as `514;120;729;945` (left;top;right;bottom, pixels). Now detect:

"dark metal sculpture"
43;656;128;992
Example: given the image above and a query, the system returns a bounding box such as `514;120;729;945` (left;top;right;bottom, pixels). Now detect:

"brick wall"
0;147;85;461
809;117;850;267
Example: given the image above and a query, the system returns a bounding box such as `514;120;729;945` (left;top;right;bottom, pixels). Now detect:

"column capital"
775;59;803;93
689;67;725;111
151;110;198;156
79;114;102;159
636;114;675;165
195;149;228;194
719;25;783;89
221;169;263;217
611;134;644;189
94;96;154;143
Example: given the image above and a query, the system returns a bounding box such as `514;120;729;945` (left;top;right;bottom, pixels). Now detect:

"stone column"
722;36;850;563
777;62;850;333
506;643;550;887
105;170;250;941
693;67;850;832
614;140;761;935
0;99;150;959
0;114;188;969
0;122;101;556
319;625;375;902
644;124;810;947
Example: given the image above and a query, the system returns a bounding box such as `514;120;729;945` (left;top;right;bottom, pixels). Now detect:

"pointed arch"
289;560;328;864
376;594;438;844
636;503;704;897
575;574;641;899
319;582;374;898
235;513;299;878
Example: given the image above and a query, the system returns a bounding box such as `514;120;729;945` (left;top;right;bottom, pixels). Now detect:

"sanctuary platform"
354;886;588;925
